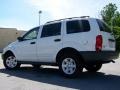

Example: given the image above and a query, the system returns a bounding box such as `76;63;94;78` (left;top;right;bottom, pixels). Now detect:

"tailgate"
101;31;115;51
96;19;116;51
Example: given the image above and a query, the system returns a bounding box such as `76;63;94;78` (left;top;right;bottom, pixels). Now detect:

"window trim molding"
22;27;39;41
66;20;90;34
41;23;61;38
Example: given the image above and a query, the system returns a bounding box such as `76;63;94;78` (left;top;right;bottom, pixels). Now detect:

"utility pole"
39;10;42;26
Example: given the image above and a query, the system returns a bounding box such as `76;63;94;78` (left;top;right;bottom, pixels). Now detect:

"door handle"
30;42;36;44
54;39;61;42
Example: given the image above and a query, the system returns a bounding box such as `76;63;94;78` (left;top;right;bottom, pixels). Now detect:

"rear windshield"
97;19;112;33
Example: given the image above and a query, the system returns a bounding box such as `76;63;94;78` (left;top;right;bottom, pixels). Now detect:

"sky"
0;0;120;31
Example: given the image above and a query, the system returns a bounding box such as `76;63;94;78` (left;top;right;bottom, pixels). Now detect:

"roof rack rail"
46;18;66;24
46;16;90;24
80;16;90;18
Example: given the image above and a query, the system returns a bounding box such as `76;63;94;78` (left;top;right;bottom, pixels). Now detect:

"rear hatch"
97;19;115;51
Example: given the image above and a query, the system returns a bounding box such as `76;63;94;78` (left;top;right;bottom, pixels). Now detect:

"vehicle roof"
45;16;98;24
33;16;100;28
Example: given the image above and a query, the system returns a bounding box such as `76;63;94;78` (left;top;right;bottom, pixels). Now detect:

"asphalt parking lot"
0;54;120;90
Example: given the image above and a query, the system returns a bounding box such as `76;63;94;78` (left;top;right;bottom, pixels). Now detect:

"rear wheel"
85;63;102;72
3;54;20;70
59;54;83;78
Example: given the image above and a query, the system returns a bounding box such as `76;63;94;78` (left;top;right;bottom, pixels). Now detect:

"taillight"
96;35;103;52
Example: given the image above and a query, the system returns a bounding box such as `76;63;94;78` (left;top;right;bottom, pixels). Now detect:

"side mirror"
17;37;23;41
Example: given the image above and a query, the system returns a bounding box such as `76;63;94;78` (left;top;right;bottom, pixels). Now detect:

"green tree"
113;11;120;27
101;3;117;25
101;3;120;51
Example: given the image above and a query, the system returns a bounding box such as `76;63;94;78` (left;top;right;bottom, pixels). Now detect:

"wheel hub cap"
6;56;17;68
62;58;76;75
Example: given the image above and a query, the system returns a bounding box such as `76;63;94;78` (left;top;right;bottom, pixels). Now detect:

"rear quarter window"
97;19;111;33
66;20;90;34
81;20;90;32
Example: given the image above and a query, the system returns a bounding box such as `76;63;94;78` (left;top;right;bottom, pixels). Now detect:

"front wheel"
3;54;20;70
85;63;102;72
59;54;83;78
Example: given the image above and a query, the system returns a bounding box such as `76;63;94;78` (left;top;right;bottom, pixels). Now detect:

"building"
0;28;25;52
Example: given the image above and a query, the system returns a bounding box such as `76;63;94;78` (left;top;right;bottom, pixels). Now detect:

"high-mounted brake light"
96;35;103;52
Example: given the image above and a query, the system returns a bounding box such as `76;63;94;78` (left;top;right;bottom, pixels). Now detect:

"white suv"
2;17;119;78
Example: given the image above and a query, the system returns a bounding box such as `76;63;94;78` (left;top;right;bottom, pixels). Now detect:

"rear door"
63;19;91;51
97;19;115;51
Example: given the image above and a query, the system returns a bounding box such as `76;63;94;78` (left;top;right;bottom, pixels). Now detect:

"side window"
81;20;90;32
23;27;39;40
67;20;82;34
41;23;61;38
67;20;90;34
97;19;111;33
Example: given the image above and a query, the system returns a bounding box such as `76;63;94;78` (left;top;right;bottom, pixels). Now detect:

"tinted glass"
23;27;39;40
67;20;90;34
97;19;111;33
41;23;61;37
67;20;82;34
81;20;90;31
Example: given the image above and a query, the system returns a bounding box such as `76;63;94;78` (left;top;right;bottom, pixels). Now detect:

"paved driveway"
0;54;120;90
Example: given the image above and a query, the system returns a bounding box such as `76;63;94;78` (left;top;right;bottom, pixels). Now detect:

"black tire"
3;54;20;70
59;54;83;78
85;63;102;72
32;64;41;69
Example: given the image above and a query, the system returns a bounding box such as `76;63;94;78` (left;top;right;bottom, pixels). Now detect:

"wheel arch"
3;50;15;60
56;47;84;64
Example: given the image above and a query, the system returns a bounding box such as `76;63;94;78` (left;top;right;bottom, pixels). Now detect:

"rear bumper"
80;51;119;64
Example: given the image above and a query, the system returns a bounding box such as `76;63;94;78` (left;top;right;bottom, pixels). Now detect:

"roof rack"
80;16;90;18
46;16;90;24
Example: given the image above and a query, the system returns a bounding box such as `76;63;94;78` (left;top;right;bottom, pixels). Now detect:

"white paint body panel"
15;40;37;61
3;18;116;63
